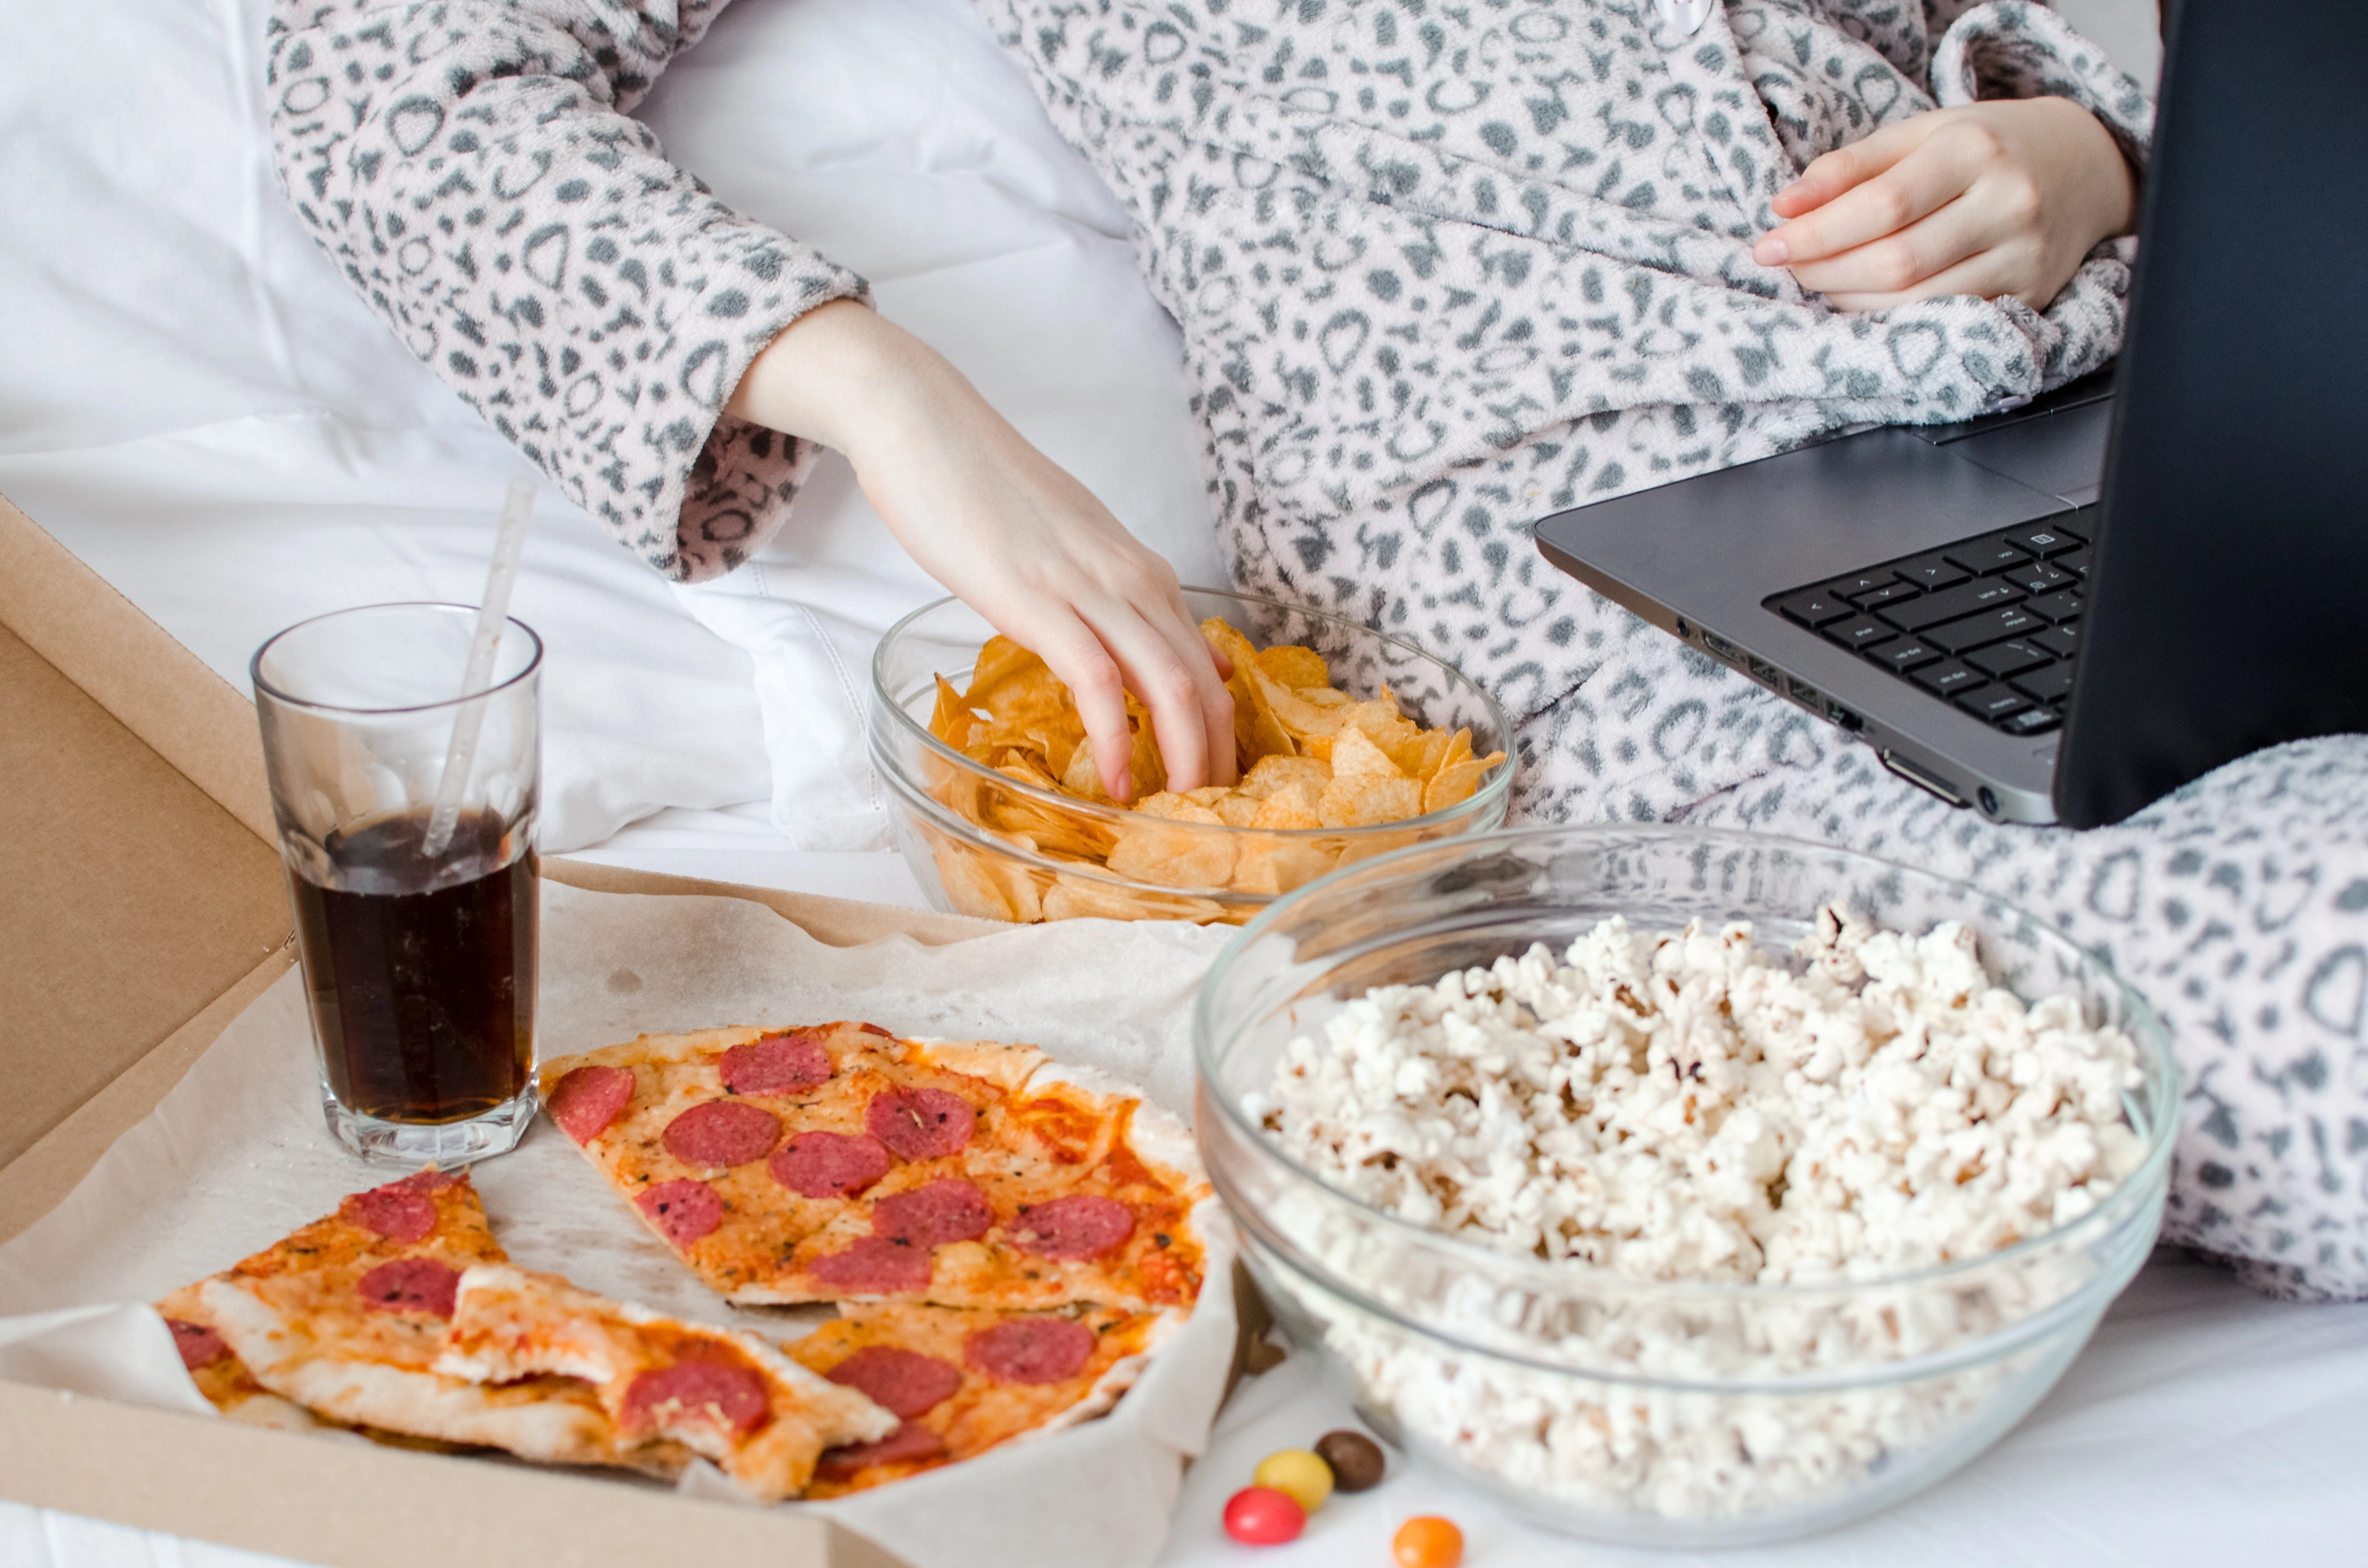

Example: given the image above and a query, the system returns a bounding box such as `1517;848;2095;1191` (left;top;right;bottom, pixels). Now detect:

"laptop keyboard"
1763;507;2094;738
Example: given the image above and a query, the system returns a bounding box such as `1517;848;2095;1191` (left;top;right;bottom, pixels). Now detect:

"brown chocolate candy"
1313;1428;1385;1492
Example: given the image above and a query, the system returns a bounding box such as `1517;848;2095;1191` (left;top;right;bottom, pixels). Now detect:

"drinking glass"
251;603;542;1164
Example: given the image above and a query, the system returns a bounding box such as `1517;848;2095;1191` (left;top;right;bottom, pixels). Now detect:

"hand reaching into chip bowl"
869;588;1514;925
729;300;1235;799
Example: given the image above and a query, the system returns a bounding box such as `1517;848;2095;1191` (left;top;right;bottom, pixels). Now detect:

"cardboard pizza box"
0;492;1021;1568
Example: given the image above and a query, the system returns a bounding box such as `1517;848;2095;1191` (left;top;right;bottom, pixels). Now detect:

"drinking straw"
421;478;536;858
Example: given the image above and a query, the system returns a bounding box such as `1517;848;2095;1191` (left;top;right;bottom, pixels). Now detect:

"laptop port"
1829;705;1864;732
1746;655;1781;687
1786;677;1827;716
1701;629;1737;660
1879;750;1969;808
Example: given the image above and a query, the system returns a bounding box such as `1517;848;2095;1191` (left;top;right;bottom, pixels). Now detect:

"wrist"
724;299;951;459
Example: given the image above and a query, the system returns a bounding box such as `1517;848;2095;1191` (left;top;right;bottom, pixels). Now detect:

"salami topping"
662;1099;781;1169
620;1359;771;1438
356;1257;461;1318
815;1419;948;1478
549;1065;635;1145
964;1317;1095;1385
865;1087;976;1160
858;1023;895;1038
338;1175;439;1245
825;1346;965;1418
808;1236;930;1295
1009;1195;1136;1260
769;1131;892;1199
872;1179;992;1249
635;1179;723;1245
719;1031;832;1097
167;1318;227;1371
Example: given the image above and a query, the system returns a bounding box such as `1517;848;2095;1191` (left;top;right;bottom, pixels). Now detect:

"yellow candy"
1253;1448;1335;1515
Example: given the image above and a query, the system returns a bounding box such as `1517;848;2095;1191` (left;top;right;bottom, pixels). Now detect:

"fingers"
1782;192;1999;301
1029;618;1139;802
1097;580;1239;795
1756;118;1970;268
1762;113;1938;227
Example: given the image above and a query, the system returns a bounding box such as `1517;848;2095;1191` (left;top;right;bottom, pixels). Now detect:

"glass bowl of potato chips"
869;588;1512;924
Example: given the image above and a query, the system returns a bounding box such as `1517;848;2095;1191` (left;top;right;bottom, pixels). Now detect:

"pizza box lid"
0;491;1010;1568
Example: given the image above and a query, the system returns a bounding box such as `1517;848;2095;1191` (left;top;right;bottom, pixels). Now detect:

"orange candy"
1391;1515;1465;1568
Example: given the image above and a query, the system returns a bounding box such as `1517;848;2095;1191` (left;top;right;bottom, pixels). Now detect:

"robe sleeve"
1930;1;2156;170
264;0;867;581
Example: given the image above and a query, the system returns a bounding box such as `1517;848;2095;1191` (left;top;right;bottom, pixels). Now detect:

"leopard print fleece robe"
264;0;2368;1299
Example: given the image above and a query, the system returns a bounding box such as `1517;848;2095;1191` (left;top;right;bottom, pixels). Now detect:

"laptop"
1531;0;2368;829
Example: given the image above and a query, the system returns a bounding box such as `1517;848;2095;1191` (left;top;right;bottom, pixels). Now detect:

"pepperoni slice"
662;1100;781;1169
808;1236;930;1295
338;1175;440;1245
873;1179;992;1249
635;1179;723;1245
356;1257;461;1318
549;1065;635;1145
857;1023;895;1038
1008;1195;1135;1260
824;1346;965;1418
769;1131;892;1199
620;1359;771;1438
815;1419;948;1479
167;1319;227;1371
865;1087;976;1161
965;1317;1095;1385
719;1031;832;1097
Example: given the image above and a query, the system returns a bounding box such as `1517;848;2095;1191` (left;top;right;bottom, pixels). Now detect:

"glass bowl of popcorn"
870;588;1511;925
1194;825;2178;1547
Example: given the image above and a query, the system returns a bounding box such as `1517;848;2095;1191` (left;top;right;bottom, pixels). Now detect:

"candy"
1252;1448;1334;1515
1391;1515;1463;1568
1313;1428;1385;1492
1222;1485;1306;1546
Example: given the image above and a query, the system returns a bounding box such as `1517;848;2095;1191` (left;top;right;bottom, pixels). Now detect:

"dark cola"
291;808;537;1123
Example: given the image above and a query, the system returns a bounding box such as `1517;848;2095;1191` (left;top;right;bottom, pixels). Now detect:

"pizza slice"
539;1023;1214;1312
784;1300;1181;1497
435;1264;896;1502
155;1279;319;1431
194;1170;672;1474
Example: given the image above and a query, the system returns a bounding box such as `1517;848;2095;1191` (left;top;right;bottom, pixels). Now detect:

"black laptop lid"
2057;0;2368;828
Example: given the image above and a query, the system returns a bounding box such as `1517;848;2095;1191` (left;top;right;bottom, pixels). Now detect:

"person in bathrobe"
261;1;2368;1304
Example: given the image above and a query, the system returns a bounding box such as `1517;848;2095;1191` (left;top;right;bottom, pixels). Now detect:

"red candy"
547;1065;634;1145
865;1087;976;1160
769;1130;892;1198
635;1178;723;1245
719;1031;832;1096
1222;1485;1306;1546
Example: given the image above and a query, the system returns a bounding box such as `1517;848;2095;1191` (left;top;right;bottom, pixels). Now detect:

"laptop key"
1919;604;2047;653
2005;560;2077;594
1871;639;1943;673
1775;588;1855;629
2000;524;2082;558
1965;640;2052;679
1879;577;2025;631
1998;707;2063;736
1823;615;1897;652
1956;687;2033;722
1942;538;2031;575
1824;572;1897;599
2056;547;2093;578
2031;623;2082;659
1893;553;1972;592
1912;661;1986;697
1850;580;1922;611
2023;588;2083;623
2012;662;2077;704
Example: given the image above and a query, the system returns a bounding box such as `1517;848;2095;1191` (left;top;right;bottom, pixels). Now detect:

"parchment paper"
0;884;1241;1568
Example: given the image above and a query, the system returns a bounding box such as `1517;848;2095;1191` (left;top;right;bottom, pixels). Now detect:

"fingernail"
1753;237;1788;266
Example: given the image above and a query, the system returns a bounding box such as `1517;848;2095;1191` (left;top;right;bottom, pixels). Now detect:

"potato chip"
1294;686;1352;709
1107;803;1233;889
1240;754;1330;799
1253;644;1330;690
1249;667;1353;741
1328;726;1403;782
930;837;1013;922
1230;836;1340;896
1212;792;1263;828
929;674;977;750
1251;780;1325;831
1319;773;1424;828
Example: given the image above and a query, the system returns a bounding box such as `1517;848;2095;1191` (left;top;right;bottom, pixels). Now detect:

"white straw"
421;478;536;858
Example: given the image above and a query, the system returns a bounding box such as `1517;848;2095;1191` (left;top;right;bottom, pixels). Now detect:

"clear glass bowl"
869;588;1513;925
1194;826;2178;1546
